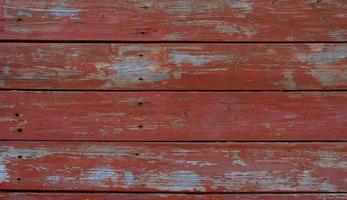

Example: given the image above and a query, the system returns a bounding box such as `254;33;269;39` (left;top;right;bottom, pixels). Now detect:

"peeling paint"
95;55;171;87
0;147;51;183
81;167;118;187
0;163;9;183
275;69;297;90
227;0;253;12
49;7;80;18
329;30;347;40
315;151;347;169
124;171;135;187
215;25;256;37
170;52;230;66
47;175;60;184
0;66;10;86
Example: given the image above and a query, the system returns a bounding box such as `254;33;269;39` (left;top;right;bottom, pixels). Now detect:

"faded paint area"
230;151;247;166
94;46;174;87
329;30;347;40
315;151;347;169
275;69;297;90
124;171;135;187
49;7;80;19
0;66;10;86
227;0;253;12
220;170;336;191
47;175;60;184
0;163;9;183
147;170;206;192
170;52;231;66
215;25;256;37
80;167;118;188
1;0;347;41
297;45;347;86
0;146;51;183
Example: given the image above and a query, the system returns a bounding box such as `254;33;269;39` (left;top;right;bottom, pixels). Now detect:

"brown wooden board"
0;142;346;192
0;0;347;41
1;43;347;90
1;91;347;141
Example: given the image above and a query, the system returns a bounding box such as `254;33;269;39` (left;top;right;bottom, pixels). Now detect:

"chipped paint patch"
48;7;80;19
124;171;135;187
275;69;297;90
315;151;347;169
81;167;118;187
95;54;171;87
228;0;253;12
170;52;230;66
297;45;347;86
0;147;51;159
147;170;206;192
0;66;10;86
47;175;60;184
329;30;347;40
215;25;256;37
0;163;9;183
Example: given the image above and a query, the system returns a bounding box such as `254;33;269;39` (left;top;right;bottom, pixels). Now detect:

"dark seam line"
1;40;347;44
0;140;346;143
0;190;346;194
1;89;347;92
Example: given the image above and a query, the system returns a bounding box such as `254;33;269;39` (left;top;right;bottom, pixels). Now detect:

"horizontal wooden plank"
0;142;346;192
0;0;347;41
0;193;347;200
1;91;347;141
1;43;347;90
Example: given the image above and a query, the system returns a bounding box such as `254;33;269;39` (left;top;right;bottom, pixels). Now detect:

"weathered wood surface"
0;142;346;192
1;43;347;90
1;91;347;141
1;0;347;41
0;193;347;200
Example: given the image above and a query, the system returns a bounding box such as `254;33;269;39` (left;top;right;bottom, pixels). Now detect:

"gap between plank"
0;190;346;194
1;40;347;44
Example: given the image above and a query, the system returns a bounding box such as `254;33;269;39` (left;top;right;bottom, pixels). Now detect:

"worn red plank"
1;91;347;141
0;142;346;192
0;0;347;41
1;43;347;90
0;193;346;200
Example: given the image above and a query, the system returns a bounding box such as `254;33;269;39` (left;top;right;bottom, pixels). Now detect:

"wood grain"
1;91;347;141
0;0;347;41
0;193;346;200
0;142;346;192
1;43;347;90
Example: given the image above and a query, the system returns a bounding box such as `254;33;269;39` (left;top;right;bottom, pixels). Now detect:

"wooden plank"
0;142;346;192
0;193;347;200
1;91;347;141
1;43;347;90
0;0;346;41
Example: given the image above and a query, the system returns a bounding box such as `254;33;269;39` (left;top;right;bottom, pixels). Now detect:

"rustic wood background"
0;0;346;199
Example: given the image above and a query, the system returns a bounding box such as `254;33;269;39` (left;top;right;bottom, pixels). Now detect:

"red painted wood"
0;142;346;192
1;43;347;90
0;193;346;200
0;0;346;41
1;91;346;141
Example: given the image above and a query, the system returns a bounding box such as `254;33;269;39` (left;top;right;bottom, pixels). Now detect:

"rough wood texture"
0;193;346;200
1;91;346;141
1;43;347;90
0;0;347;41
0;142;346;192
